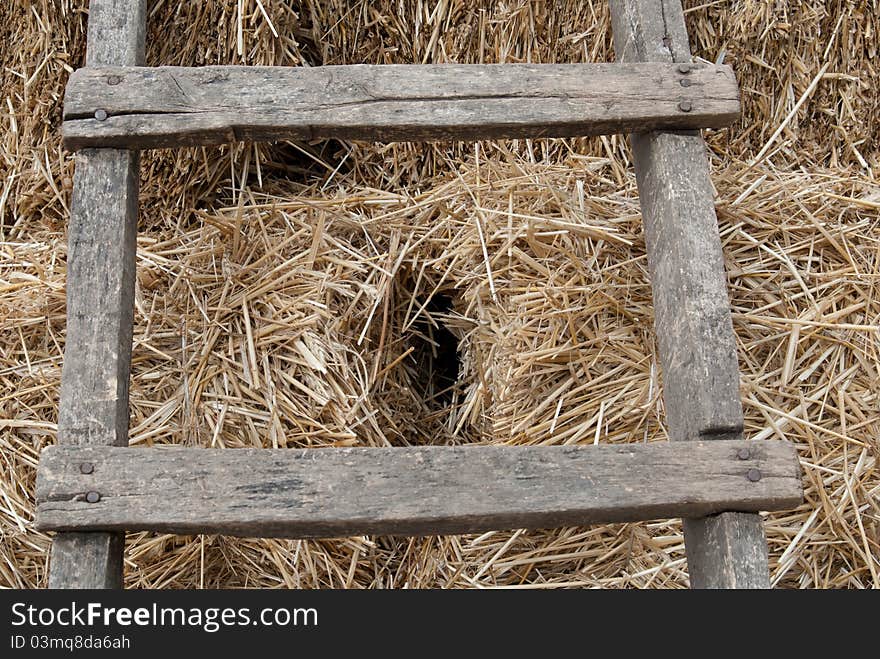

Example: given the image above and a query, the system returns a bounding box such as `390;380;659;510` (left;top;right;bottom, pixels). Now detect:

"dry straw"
1;0;877;588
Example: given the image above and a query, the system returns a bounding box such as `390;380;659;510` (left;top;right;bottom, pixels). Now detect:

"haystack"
1;0;877;588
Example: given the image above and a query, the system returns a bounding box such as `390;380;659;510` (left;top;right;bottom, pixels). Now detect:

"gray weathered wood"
48;533;124;589
609;0;772;588
85;0;148;68
58;151;139;449
61;62;740;150
682;512;772;588
36;442;802;539
48;0;146;590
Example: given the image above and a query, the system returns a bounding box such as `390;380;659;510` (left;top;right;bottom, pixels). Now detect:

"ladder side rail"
608;0;771;588
48;0;147;589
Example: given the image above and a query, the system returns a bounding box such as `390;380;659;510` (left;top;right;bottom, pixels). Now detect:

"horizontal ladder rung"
36;441;801;539
62;63;740;150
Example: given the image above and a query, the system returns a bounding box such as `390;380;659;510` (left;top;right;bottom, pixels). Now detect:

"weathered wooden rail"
41;0;798;589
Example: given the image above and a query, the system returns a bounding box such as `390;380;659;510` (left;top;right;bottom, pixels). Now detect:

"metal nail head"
95;109;108;121
79;462;94;474
677;63;691;74
747;469;762;483
680;78;692;87
737;448;750;460
678;100;693;112
85;491;101;503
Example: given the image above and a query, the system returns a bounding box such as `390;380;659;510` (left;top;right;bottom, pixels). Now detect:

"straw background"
1;0;877;588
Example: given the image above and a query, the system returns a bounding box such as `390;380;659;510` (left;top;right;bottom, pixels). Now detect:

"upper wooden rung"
62;62;740;150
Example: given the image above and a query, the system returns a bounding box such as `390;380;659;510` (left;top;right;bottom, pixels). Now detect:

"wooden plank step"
36;441;801;539
62;62;740;150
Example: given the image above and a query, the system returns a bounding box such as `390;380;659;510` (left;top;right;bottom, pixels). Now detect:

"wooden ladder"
38;0;802;589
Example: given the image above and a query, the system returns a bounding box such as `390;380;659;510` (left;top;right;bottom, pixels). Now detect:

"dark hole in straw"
407;294;460;410
266;139;350;184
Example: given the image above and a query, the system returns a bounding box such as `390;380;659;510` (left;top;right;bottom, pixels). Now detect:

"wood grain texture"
609;0;772;588
61;62;740;150
85;0;147;68
683;512;772;589
58;150;139;449
47;533;124;589
36;442;802;539
48;0;146;590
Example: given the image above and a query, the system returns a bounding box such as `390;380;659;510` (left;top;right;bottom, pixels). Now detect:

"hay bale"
1;0;877;588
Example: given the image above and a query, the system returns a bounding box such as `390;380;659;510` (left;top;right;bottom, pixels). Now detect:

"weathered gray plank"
48;533;124;589
682;512;772;589
36;442;802;539
48;0;146;590
85;0;148;68
58;150;138;449
62;62;740;150
609;0;772;588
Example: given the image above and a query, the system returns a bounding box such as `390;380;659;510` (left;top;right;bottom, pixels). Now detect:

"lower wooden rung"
35;441;801;539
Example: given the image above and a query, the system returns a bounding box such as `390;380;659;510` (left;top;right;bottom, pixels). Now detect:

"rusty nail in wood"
737;448;750;460
95;109;108;121
747;468;761;482
680;78;692;87
107;75;122;86
678;100;693;112
85;491;101;503
677;63;691;74
79;462;94;474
